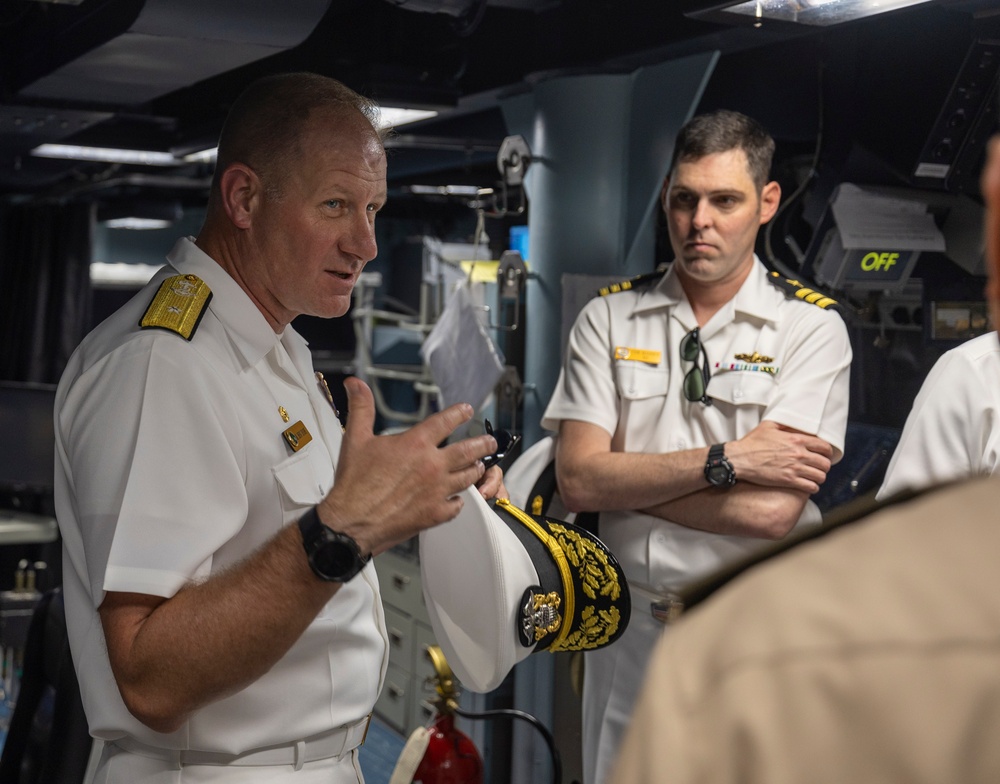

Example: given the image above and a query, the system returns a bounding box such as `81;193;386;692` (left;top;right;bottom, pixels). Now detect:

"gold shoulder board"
140;274;212;340
766;271;841;313
597;268;666;297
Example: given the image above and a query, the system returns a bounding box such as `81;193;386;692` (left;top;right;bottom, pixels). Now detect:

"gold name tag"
282;421;313;452
614;346;662;365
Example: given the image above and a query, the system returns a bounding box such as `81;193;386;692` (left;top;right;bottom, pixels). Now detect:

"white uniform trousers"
582;596;664;784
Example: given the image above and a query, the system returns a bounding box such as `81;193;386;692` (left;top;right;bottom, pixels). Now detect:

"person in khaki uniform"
610;135;1000;784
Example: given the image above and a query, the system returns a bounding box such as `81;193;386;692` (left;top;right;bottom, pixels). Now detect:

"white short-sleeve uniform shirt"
55;238;387;755
877;331;1000;500
544;258;852;784
542;258;852;593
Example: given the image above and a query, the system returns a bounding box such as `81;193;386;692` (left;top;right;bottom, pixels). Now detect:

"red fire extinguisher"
390;645;484;784
390;646;562;784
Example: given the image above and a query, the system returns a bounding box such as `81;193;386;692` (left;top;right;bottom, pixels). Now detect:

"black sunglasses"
680;327;712;406
482;419;522;470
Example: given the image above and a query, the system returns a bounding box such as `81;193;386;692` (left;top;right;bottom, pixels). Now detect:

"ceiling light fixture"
378;107;438;127
98;199;183;231
34;106;438;168
102;217;174;230
180;107;439;164
687;0;935;27
31;143;178;166
406;184;482;196
182;147;218;164
90;261;164;286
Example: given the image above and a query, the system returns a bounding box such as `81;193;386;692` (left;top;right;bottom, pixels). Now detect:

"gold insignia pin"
282;421;313;452
734;352;774;364
315;372;341;420
278;406;289;423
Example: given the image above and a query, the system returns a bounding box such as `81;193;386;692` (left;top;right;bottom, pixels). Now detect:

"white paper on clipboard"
420;282;505;411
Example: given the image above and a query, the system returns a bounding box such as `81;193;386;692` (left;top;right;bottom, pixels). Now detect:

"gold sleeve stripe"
140;274;212;340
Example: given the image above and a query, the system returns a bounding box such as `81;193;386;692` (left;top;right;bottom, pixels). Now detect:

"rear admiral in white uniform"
55;72;505;784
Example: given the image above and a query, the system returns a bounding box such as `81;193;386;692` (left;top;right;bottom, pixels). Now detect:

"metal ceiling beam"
18;0;331;105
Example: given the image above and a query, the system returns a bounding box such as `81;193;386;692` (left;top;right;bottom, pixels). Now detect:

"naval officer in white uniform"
877;331;1000;500
541;109;852;783
55;72;504;783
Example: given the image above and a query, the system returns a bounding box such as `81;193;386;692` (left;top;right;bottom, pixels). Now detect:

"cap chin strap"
495;498;575;651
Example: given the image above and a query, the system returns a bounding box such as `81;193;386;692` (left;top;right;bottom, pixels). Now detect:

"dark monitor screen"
0;382;57;494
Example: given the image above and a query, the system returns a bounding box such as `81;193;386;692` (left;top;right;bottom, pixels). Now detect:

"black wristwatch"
297;506;370;582
704;443;737;488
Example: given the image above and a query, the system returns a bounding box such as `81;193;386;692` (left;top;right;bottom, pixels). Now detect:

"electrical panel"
913;39;1000;195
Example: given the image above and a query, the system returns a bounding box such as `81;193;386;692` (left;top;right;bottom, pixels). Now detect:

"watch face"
706;458;736;487
299;509;368;582
315;538;358;580
707;465;729;484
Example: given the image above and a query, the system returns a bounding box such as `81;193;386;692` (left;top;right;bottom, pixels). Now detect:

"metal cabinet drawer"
383;603;415;671
375;550;426;620
375;661;410;734
409;621;440;731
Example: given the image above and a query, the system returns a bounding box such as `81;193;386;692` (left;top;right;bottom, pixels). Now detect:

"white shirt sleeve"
541;295;620;436
63;335;248;601
760;307;852;461
877;338;1000;499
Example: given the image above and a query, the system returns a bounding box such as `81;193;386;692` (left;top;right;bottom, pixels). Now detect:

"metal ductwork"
18;0;332;106
383;0;557;14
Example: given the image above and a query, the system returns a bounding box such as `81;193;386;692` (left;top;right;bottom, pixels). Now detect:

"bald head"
211;72;385;202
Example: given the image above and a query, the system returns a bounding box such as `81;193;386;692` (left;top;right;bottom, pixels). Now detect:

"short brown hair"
669;110;775;191
212;72;384;199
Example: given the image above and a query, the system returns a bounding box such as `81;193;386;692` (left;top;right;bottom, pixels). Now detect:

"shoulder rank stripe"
140;274;212;340
598;268;666;297
767;271;841;313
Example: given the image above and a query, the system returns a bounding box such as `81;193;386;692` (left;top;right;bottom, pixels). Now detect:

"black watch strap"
298;506;370;582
